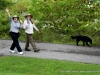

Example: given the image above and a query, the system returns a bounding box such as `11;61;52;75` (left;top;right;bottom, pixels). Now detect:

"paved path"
0;40;100;64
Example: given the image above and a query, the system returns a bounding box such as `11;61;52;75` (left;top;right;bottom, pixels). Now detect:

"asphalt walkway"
0;40;100;64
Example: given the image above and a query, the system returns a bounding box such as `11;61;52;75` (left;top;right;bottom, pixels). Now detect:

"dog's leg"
86;42;90;47
76;40;79;46
83;41;85;46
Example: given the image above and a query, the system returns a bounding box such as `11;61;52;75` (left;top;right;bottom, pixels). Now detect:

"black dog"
71;35;92;46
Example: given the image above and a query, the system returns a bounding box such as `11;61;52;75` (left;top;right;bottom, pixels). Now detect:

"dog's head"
71;36;76;39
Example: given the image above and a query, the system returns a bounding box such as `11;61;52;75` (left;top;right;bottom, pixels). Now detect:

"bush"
0;0;100;45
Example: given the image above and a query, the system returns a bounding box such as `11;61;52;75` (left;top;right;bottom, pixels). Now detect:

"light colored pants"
25;33;37;51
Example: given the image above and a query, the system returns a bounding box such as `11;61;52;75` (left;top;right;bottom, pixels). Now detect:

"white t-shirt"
23;20;39;34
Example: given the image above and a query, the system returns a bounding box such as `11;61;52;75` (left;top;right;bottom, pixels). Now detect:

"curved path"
0;40;100;64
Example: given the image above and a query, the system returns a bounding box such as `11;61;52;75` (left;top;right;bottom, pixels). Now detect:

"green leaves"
0;0;12;10
0;0;100;44
27;0;100;44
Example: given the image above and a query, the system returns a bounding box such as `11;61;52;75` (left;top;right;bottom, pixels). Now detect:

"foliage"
29;0;100;45
30;0;100;33
0;0;100;45
0;0;12;10
0;1;11;39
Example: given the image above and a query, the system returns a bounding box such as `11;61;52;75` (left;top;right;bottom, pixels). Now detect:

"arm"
6;8;11;17
33;23;39;32
19;20;23;28
23;20;28;29
6;8;12;22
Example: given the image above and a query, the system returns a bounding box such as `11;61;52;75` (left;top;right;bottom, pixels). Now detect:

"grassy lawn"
0;56;100;75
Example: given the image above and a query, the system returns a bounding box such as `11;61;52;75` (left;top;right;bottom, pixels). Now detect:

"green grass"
0;56;100;75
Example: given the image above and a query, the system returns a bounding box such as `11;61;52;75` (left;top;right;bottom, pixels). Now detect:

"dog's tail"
71;36;76;39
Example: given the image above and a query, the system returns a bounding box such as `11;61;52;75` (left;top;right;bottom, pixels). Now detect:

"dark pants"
10;32;22;52
25;33;38;51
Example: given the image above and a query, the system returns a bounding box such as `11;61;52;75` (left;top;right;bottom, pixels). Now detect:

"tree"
0;0;12;10
30;0;100;35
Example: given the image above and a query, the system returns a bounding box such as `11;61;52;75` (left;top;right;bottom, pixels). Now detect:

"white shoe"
18;52;24;55
9;50;15;53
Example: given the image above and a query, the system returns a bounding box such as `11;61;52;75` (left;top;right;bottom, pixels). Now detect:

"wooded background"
0;0;100;45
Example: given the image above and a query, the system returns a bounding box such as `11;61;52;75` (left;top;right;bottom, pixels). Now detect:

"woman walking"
23;13;40;52
6;8;23;55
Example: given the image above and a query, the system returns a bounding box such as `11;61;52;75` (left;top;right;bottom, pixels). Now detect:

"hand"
20;20;23;24
6;8;9;12
37;30;40;33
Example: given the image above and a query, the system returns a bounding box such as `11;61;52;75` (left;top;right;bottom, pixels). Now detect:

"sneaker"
18;52;24;55
9;50;15;53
